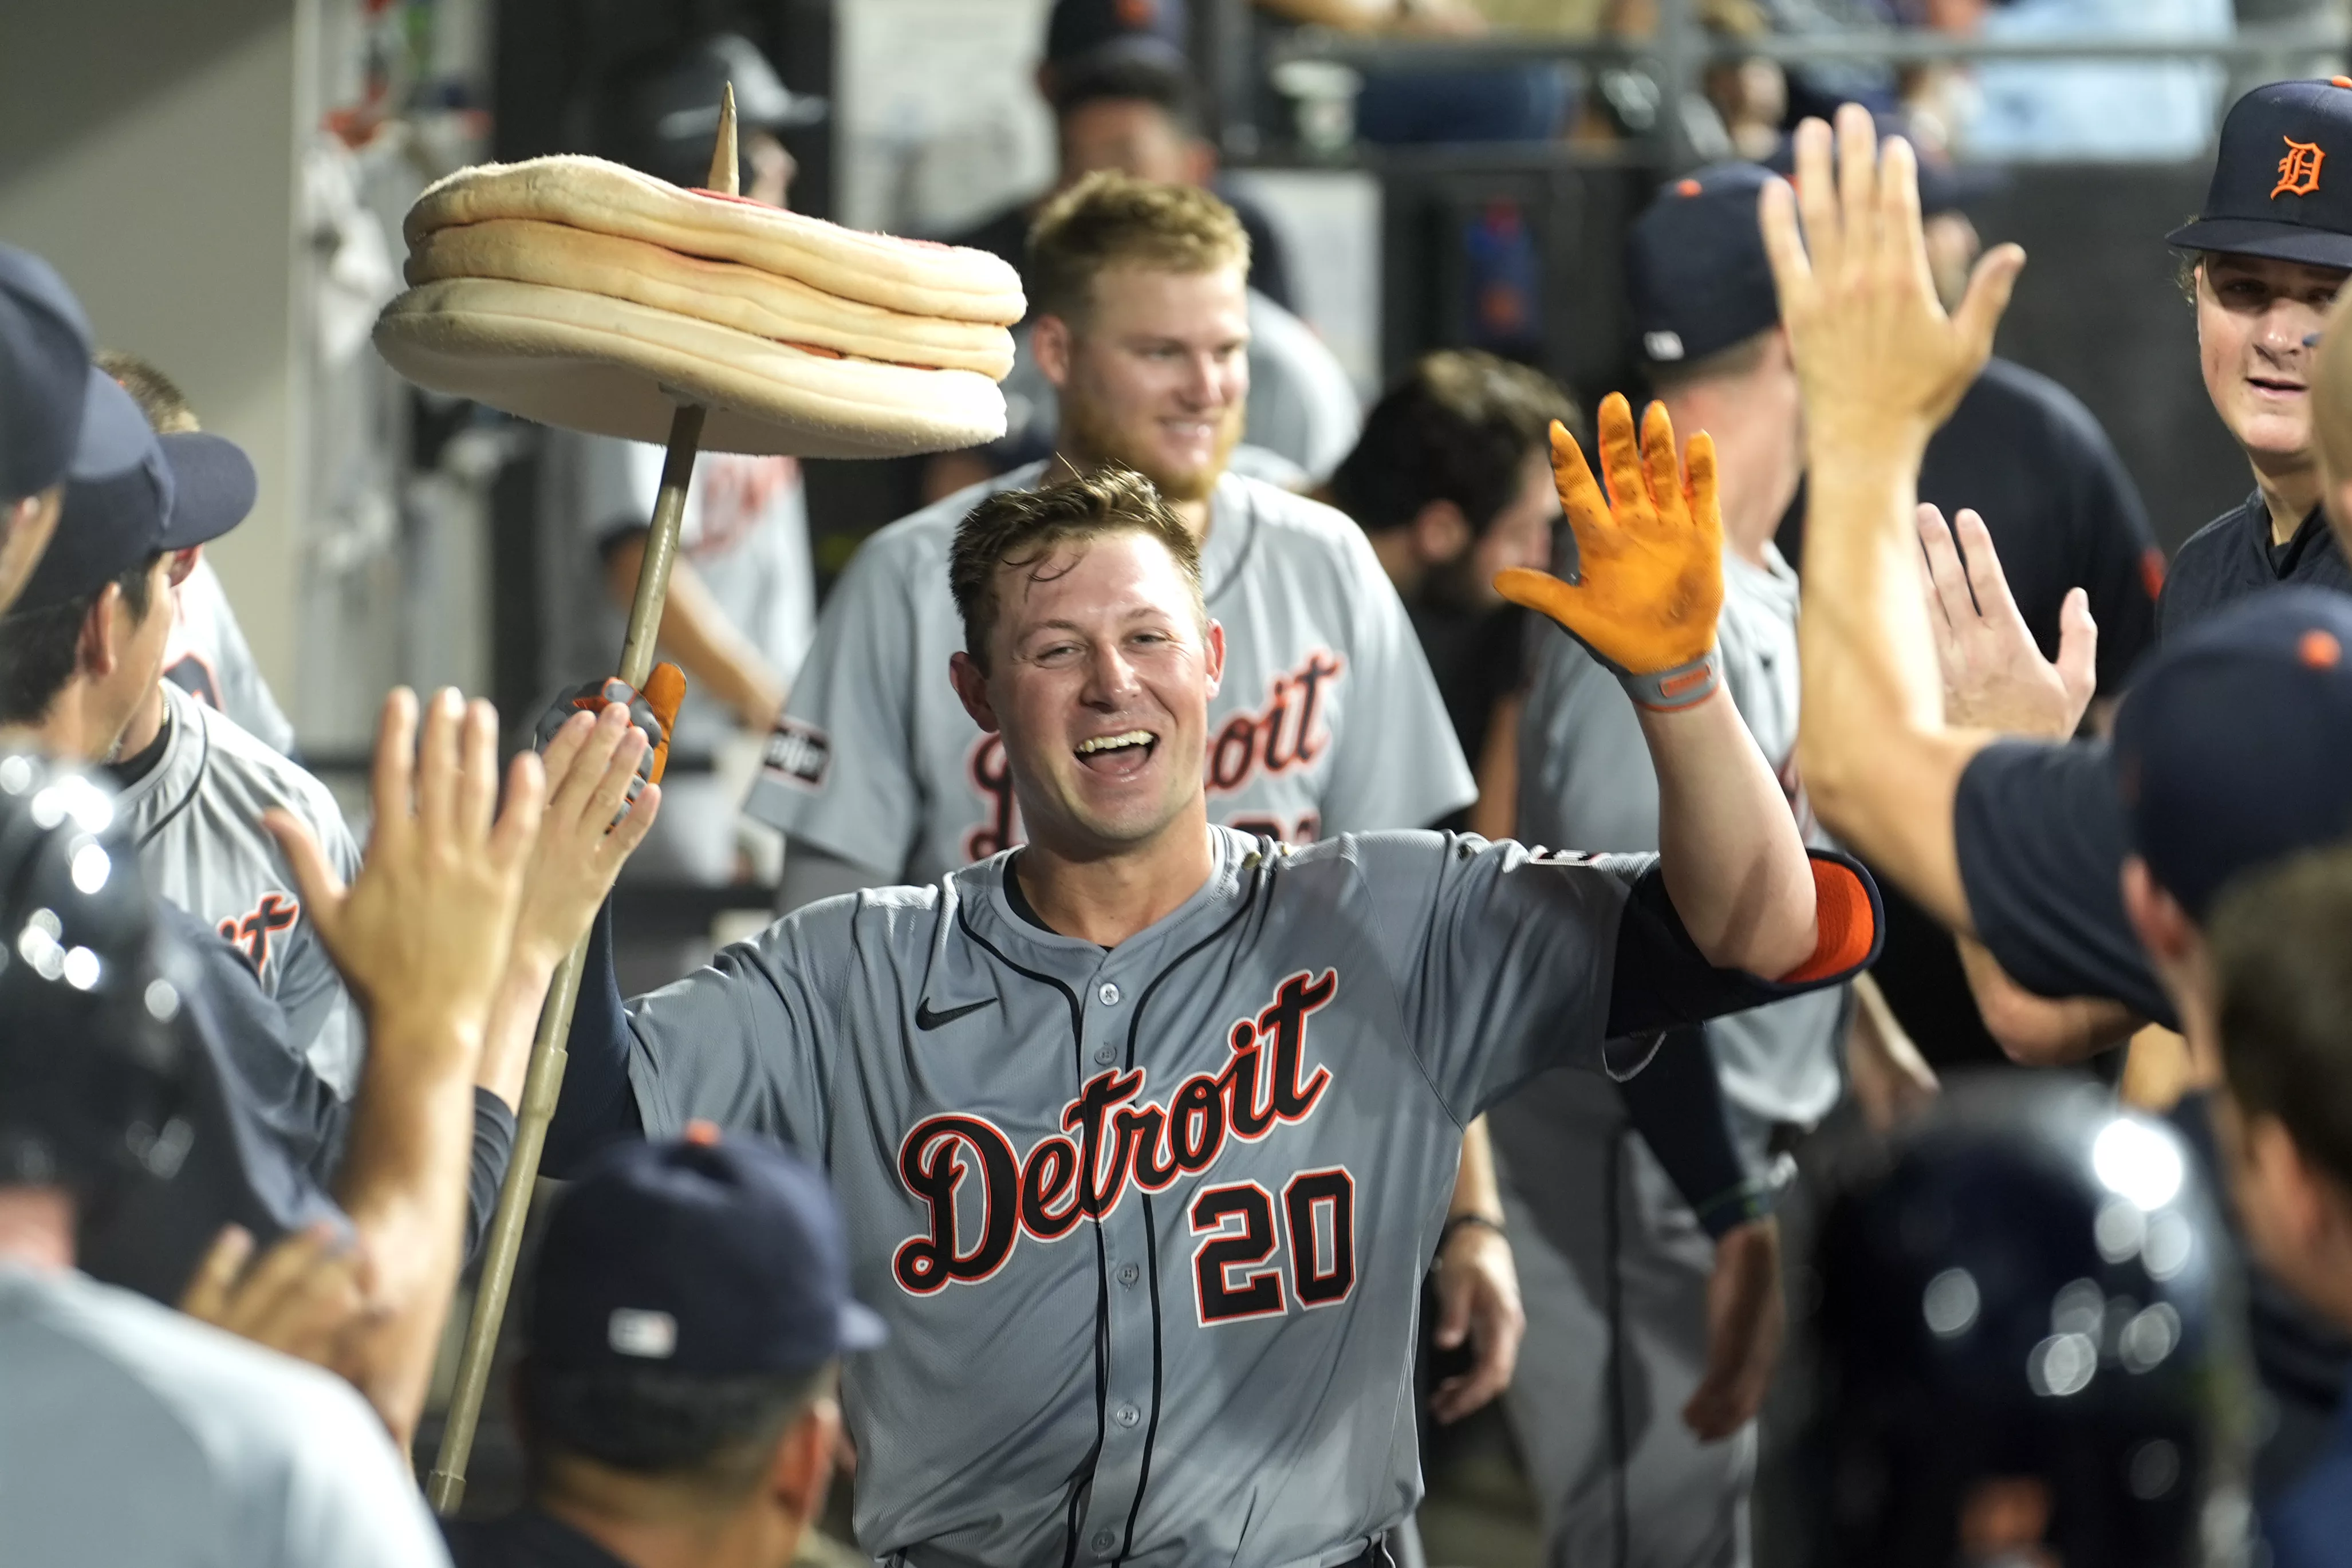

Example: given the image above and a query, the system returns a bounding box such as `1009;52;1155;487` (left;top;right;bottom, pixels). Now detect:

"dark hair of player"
1049;52;1201;133
0;551;165;726
1026;170;1249;329
519;1358;831;1507
2212;844;2352;1189
1327;349;1582;537
949;466;1205;669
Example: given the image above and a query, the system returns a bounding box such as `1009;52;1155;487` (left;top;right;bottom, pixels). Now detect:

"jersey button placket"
1081;966;1152;1559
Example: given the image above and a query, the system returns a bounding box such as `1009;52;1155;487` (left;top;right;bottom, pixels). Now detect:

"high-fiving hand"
1495;393;1725;712
1759;105;2026;458
1918;505;2097;739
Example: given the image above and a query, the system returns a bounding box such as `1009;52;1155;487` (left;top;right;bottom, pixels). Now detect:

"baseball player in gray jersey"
81;355;365;1095
533;446;1881;1566
1497;167;1938;1568
99;352;299;755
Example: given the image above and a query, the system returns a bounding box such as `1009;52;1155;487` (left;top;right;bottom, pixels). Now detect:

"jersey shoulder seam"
1309;836;1472;1131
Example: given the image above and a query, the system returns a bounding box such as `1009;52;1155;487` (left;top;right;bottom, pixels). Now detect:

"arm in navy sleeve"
1606;850;1884;1039
543;897;644;1177
463;1089;517;1264
1618;1027;1770;1239
2055;393;2161;695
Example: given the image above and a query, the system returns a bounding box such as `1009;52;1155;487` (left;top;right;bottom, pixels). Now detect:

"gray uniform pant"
1489;1069;1759;1568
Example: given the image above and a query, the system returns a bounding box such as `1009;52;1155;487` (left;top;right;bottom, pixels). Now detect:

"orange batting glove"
1495;393;1725;712
534;662;687;797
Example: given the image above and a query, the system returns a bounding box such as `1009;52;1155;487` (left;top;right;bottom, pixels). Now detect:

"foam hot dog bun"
373;278;1007;458
405;219;1015;380
405;156;1024;326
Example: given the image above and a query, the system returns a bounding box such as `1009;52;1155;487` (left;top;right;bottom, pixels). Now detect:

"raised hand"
1496;393;1725;711
1918;506;2097;739
180;1222;378;1373
265;688;543;1055
1759;104;2026;458
511;700;661;968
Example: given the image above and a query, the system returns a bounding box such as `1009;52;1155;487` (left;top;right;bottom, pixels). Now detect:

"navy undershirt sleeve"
1952;739;2174;1028
543;898;644;1177
1618;1027;1768;1239
463;1089;516;1264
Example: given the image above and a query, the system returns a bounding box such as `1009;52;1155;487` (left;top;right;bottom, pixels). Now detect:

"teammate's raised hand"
1917;505;2097;739
512;700;661;966
1495;394;1725;711
1760;104;2025;455
265;687;544;1058
180;1222;380;1373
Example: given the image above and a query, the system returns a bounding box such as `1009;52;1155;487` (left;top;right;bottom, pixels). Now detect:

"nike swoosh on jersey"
915;996;998;1031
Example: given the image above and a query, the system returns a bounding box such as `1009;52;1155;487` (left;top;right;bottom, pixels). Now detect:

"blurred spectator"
443;1134;880;1568
934;29;1361;495
2211;846;2352;1567
1255;0;1573;143
1900;0;2232;162
0;753;452;1568
1323;348;1574;836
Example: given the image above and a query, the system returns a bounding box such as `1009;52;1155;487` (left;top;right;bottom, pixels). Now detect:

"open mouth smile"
1075;730;1159;777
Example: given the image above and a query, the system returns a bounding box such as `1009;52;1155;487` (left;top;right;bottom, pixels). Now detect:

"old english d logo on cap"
2275;137;2326;198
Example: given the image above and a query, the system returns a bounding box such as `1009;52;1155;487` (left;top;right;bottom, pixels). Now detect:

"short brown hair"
2211;844;2352;1192
93;350;199;434
1026;171;1250;326
949;467;1203;668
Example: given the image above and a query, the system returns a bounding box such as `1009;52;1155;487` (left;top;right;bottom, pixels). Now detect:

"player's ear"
949;650;1001;734
1202;618;1225;697
1033;314;1075;391
77;585;121;677
768;1391;840;1526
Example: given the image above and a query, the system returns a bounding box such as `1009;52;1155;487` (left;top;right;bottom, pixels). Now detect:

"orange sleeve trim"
1780;857;1877;984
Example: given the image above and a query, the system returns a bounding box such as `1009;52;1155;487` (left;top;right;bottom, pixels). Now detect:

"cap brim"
155;432;255;550
837;1299;888;1353
2165;217;2352;271
69;369;156;483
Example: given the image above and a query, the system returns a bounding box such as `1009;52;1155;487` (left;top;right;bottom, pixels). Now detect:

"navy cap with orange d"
2113;587;2352;920
2168;77;2352;270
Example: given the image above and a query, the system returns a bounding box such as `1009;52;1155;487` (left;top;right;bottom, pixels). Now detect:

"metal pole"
427;86;736;1516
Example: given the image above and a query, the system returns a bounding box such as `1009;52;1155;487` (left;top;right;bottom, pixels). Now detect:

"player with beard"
1326;349;1571;840
742;172;1540;1448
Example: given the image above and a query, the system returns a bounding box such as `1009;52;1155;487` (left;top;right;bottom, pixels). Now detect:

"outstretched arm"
1499;396;1816;978
1761;107;2027;935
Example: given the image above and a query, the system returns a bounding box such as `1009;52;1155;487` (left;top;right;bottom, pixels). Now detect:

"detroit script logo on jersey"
891;968;1358;1326
962;648;1345;860
219;891;300;981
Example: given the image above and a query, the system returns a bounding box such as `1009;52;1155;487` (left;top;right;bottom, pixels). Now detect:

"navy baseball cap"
530;1131;886;1378
2112;587;2352;920
1628;163;1781;368
11;377;257;613
2168;78;2352;271
0;246;151;504
1046;0;1188;73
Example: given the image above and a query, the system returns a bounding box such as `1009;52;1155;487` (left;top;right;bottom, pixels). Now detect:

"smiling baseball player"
533;407;1879;1566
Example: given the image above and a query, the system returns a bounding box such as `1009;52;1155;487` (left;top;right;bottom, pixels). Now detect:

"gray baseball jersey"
119;681;365;1098
163;556;297;757
1516;543;1844;1126
594;828;1759;1566
0;1263;451;1567
743;465;1475;881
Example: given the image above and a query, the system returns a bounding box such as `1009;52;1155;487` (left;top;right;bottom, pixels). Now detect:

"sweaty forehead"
998;530;1195;630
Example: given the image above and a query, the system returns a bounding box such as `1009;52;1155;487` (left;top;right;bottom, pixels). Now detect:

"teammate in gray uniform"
97;350;298;753
1500;170;1938;1568
87;354;364;1095
535;459;1881;1567
745;173;1526;1440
